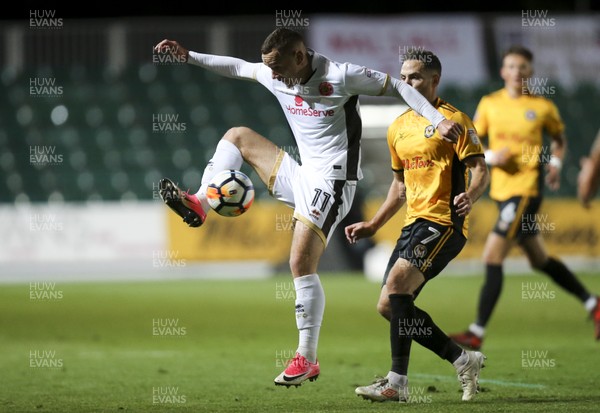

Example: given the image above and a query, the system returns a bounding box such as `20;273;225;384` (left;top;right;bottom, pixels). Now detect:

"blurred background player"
578;128;600;208
345;50;489;402
153;28;463;387
450;45;600;351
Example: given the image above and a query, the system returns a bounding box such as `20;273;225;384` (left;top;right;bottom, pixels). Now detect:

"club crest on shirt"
414;244;428;258
319;82;333;96
424;125;435;138
525;110;536;120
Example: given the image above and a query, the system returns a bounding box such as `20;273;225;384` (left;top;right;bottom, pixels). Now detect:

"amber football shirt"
387;98;484;238
473;88;564;201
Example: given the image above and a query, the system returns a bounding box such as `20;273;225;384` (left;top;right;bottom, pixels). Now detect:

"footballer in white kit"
184;47;448;243
154;28;462;388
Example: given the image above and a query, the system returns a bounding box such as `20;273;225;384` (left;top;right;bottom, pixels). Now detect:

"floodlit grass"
1;272;599;412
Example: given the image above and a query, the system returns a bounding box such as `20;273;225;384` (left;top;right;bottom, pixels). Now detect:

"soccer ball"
206;169;255;217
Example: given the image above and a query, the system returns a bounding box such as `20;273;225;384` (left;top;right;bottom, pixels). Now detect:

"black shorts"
382;219;466;294
493;196;543;241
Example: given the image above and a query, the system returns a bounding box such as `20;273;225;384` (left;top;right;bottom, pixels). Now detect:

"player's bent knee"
377;300;390;319
385;275;415;295
483;249;504;265
222;126;255;147
529;257;547;271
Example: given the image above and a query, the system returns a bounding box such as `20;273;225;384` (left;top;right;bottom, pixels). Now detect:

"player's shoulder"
526;92;557;106
437;98;461;114
313;50;347;71
393;107;415;122
387;108;413;134
437;98;473;124
521;92;561;116
312;50;353;81
480;88;504;102
317;50;387;81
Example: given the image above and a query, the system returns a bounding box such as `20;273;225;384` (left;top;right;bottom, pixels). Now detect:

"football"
206;169;255;217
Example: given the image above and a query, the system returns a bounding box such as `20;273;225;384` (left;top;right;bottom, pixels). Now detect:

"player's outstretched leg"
355;374;408;403
454;350;486;401
159;178;206;227
273;352;320;387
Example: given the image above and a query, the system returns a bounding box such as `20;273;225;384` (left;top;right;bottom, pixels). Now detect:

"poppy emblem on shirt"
319;82;333;96
294;95;304;106
424;125;435;138
525;110;536;120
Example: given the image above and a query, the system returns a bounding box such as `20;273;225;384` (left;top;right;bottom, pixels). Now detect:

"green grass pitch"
1;272;600;412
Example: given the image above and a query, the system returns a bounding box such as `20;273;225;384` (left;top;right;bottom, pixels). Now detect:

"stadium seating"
3;64;597;203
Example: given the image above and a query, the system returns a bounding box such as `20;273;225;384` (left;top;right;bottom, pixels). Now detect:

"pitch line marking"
413;373;546;389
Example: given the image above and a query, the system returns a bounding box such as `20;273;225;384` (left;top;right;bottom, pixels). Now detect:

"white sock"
469;323;485;338
387;371;408;387
294;274;325;363
584;296;598;312
196;139;243;211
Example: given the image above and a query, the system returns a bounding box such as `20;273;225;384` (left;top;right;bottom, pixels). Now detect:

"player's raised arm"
388;77;463;143
343;64;461;142
154;38;260;81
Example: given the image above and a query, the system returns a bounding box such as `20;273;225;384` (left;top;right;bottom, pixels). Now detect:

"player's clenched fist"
436;119;463;143
154;39;189;61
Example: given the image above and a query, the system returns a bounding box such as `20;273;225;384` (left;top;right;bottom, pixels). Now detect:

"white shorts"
268;149;357;245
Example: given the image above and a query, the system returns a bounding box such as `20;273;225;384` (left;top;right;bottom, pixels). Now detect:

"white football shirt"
189;49;446;180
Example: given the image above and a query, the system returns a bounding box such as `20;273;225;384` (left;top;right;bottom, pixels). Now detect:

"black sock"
475;264;504;328
390;294;415;376
540;257;590;302
412;306;464;363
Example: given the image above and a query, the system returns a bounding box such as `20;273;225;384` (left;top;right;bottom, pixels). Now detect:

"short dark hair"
401;50;442;76
502;45;534;63
261;28;304;55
